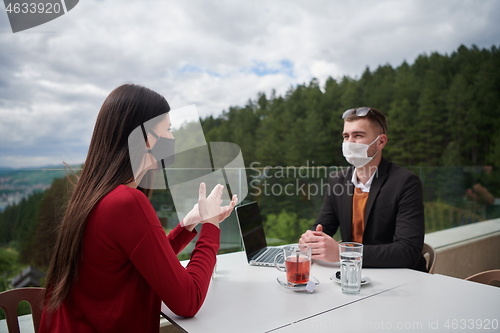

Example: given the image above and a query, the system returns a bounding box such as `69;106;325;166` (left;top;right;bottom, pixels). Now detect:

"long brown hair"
44;84;170;311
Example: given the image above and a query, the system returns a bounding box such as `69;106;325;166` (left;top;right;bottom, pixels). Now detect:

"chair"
422;243;436;274
465;269;500;286
0;287;45;333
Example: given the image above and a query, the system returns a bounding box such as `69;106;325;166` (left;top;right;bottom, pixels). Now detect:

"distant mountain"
0;163;81;170
0;164;82;177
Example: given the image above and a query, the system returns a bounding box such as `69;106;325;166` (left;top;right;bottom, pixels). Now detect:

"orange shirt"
352;187;369;243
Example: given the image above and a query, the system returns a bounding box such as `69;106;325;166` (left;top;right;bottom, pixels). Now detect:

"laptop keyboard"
257;247;283;264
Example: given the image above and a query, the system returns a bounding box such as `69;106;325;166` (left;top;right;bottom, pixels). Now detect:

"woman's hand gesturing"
182;183;238;230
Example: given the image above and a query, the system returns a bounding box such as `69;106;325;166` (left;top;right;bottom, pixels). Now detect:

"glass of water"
339;242;363;294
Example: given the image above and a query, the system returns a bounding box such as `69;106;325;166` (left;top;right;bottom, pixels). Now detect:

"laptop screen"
235;202;268;262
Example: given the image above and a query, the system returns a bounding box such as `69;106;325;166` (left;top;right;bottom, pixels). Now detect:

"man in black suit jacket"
299;107;427;272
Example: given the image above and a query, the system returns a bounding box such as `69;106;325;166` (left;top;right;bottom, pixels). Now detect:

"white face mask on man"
342;135;380;168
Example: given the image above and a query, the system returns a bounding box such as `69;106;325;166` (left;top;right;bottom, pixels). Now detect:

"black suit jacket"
314;158;427;271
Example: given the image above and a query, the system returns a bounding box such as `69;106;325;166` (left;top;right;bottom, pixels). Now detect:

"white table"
161;251;484;333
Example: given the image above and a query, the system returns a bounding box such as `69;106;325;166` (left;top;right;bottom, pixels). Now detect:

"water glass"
339;242;363;294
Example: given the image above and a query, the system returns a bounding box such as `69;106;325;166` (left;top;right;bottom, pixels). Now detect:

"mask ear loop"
149;130;160;139
141;125;168;186
149;130;168;169
370;135;380;146
148;128;169;179
368;135;381;159
140;124;153;154
134;125;156;189
366;135;380;160
147;129;162;154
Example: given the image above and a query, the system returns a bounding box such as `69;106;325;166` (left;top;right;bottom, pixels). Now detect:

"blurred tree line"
0;44;499;280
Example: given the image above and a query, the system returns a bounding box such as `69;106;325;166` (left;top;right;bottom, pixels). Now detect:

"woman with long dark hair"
39;84;236;332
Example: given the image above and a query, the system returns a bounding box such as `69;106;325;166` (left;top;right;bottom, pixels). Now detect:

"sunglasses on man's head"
342;107;386;134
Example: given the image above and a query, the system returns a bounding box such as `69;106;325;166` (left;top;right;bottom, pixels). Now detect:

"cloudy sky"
1;0;499;168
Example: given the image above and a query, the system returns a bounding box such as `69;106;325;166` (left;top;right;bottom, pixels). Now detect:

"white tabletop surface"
161;251;468;333
273;272;500;332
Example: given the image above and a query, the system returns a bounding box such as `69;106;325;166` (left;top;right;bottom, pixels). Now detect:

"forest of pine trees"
201;44;500;168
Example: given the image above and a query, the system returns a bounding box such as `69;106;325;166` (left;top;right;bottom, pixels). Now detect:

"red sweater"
39;185;220;333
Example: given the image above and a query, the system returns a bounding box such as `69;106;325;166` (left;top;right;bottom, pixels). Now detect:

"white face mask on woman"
342;135;380;168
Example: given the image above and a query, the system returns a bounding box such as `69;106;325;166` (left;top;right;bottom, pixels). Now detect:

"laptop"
235;201;284;266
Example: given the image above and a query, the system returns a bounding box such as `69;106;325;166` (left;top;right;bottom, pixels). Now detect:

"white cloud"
0;0;499;167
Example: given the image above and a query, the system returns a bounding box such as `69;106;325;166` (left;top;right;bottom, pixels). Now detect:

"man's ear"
378;134;388;149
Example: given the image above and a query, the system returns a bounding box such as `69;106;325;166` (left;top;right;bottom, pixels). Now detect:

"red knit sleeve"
116;187;220;317
130;224;220;317
167;223;199;255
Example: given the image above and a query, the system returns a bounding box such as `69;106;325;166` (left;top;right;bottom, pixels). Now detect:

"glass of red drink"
274;244;312;285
